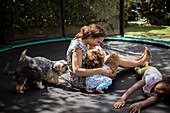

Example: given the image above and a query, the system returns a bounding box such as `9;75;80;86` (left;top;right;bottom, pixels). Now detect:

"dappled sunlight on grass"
125;25;170;40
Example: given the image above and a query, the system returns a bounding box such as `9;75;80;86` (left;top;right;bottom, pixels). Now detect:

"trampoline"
0;37;170;113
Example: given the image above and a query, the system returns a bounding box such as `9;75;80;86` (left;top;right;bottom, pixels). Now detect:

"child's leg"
85;75;99;93
85;87;94;93
96;79;112;94
96;88;105;94
134;67;141;73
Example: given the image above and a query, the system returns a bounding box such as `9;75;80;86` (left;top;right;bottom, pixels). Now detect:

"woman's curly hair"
74;24;106;40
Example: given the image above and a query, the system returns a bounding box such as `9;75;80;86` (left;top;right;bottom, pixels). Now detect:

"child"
85;50;120;94
113;63;170;113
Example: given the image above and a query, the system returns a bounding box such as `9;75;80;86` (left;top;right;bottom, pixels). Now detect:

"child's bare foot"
134;67;141;73
96;88;105;94
139;61;149;67
144;62;149;66
142;61;149;67
85;87;94;93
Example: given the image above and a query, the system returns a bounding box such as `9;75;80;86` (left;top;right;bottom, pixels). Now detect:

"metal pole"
61;0;65;38
120;0;124;37
0;0;6;45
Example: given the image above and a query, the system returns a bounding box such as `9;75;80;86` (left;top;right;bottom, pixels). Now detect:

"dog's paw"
37;82;45;89
23;87;26;90
17;90;24;93
54;82;60;85
39;85;45;89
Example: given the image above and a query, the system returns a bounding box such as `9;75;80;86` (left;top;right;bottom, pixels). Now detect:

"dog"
19;49;68;85
4;64;44;93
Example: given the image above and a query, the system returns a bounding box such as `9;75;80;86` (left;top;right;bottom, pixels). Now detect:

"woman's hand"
109;70;116;79
100;68;112;77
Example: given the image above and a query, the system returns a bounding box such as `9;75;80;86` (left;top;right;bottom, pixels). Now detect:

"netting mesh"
1;0;120;44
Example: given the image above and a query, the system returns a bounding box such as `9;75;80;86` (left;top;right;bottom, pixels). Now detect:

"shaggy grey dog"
19;49;68;85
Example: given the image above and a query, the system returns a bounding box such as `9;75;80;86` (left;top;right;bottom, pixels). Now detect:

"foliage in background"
124;0;134;25
64;0;120;26
2;0;61;30
2;0;120;31
126;0;170;25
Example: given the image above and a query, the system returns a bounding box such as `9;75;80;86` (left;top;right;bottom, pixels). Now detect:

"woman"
66;24;151;89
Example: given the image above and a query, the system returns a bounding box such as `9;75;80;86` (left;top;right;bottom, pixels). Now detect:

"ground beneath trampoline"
0;40;170;113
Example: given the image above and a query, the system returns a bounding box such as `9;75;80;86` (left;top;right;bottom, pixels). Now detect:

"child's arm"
129;95;160;113
109;70;117;79
113;79;145;108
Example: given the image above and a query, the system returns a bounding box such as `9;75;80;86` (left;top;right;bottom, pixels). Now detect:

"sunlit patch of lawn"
125;25;170;40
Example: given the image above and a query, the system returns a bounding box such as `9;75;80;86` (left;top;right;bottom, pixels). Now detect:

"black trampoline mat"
0;40;170;113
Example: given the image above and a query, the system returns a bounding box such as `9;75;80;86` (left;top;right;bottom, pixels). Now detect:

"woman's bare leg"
118;47;148;61
119;49;151;68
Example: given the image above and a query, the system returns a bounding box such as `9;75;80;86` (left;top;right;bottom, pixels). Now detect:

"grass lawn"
125;25;170;40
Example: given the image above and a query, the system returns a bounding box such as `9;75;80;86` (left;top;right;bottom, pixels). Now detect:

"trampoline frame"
0;36;170;53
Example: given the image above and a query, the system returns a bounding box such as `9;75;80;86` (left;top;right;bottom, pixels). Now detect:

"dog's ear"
19;49;27;62
52;62;60;71
62;63;67;68
60;60;67;66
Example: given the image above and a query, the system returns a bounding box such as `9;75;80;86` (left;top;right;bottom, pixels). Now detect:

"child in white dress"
113;62;170;113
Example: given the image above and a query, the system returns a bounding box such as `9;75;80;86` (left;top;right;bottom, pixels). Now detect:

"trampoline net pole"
120;0;124;37
0;1;6;46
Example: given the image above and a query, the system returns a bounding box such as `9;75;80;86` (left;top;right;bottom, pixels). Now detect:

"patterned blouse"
66;38;89;88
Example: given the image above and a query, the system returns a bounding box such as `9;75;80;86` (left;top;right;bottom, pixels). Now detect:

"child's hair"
85;50;104;69
162;76;170;83
105;53;120;68
74;24;107;40
159;76;170;100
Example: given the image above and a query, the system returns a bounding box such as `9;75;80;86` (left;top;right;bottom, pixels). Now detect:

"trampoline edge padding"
0;37;73;53
0;36;170;53
105;36;170;48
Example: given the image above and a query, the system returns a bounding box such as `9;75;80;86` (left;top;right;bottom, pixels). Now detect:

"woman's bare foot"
96;88;105;94
141;47;151;63
146;48;152;62
134;47;147;61
85;87;94;93
136;47;151;67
